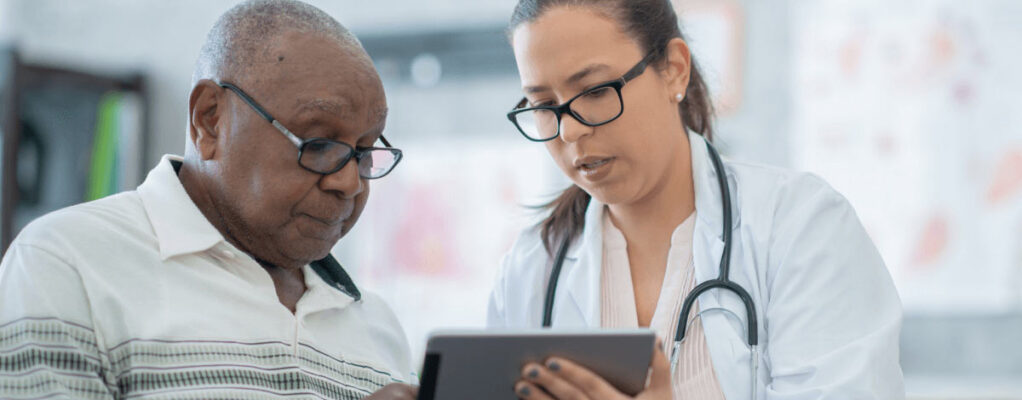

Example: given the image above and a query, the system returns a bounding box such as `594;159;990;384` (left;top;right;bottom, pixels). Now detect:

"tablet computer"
416;329;656;399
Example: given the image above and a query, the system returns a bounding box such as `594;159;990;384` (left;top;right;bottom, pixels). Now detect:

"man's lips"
303;213;344;226
301;205;354;226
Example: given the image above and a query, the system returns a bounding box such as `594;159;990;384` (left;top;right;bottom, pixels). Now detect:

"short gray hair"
192;0;365;85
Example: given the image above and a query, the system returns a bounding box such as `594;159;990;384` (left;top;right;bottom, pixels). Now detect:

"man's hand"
365;383;418;400
512;341;672;400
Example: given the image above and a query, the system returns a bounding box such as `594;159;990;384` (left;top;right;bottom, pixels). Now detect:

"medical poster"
792;0;1022;312
333;139;565;357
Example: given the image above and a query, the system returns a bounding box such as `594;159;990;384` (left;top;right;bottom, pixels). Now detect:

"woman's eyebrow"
565;63;610;86
522;63;612;94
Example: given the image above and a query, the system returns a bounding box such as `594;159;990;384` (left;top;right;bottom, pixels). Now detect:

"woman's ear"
188;79;224;160
662;37;692;102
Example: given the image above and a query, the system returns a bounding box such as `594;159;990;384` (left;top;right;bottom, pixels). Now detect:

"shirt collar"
137;155;225;260
138;155;363;301
308;254;362;302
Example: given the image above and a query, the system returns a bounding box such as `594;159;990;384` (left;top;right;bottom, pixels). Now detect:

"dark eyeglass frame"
506;51;657;142
218;81;402;179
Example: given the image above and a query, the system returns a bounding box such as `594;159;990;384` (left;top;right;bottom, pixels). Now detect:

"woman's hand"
364;383;418;400
513;342;672;400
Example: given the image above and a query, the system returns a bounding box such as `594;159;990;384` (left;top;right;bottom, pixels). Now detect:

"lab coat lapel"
556;198;605;328
689;131;740;293
689;131;754;400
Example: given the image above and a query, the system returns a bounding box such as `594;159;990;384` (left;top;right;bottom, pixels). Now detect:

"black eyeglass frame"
218;81;402;179
506;50;658;142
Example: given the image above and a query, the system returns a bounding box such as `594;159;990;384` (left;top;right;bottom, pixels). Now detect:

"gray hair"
192;0;366;85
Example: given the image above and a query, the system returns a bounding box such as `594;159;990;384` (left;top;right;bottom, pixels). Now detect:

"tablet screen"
417;329;655;399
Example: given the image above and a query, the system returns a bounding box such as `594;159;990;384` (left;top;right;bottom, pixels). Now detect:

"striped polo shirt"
0;155;415;399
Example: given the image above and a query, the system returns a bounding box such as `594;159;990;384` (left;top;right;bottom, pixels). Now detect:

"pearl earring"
675;93;684;102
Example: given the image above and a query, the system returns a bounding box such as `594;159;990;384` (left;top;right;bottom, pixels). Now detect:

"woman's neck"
606;136;695;256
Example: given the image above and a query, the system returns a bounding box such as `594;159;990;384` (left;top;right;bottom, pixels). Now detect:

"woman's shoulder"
502;222;549;271
727;159;849;210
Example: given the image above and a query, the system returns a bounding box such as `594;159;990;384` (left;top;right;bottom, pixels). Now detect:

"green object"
86;92;121;201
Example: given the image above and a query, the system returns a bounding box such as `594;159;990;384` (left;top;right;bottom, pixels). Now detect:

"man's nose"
319;158;364;198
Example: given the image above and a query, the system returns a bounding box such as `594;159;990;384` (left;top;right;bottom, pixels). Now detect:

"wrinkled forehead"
250;31;388;124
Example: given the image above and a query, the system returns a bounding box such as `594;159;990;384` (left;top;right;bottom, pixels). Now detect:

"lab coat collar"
558;195;607;327
137;155;225;260
689;131;742;235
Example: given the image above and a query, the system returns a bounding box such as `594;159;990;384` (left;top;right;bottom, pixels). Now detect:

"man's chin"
281;239;337;265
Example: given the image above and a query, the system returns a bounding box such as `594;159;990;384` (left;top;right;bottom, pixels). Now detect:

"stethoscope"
541;140;759;399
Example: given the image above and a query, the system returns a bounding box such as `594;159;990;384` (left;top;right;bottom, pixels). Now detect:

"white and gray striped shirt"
0;154;415;399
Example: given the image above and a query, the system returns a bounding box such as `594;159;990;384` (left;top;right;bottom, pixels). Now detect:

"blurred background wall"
0;0;1019;398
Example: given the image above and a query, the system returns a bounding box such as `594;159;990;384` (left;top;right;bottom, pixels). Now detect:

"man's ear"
188;80;224;160
662;37;692;102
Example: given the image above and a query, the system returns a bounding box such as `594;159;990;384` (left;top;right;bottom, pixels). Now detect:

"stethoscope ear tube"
542;238;572;328
674;142;758;347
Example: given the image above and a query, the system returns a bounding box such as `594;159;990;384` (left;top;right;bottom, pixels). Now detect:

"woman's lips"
574;156;616;181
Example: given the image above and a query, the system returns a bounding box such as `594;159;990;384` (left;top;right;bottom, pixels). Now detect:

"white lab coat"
487;132;904;399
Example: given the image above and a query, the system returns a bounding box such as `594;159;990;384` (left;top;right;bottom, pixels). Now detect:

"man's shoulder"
13;190;154;256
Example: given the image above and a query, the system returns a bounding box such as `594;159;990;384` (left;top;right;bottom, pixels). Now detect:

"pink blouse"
600;209;726;399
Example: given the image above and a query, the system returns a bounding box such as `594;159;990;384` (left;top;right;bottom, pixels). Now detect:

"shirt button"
220;250;235;260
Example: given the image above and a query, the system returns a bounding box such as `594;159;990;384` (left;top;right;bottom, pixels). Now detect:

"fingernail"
547;360;561;371
527;367;539;378
518;385;531;396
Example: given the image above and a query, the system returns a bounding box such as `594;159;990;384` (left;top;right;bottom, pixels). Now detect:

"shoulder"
11;191;153;264
498;222;550;279
357;290;403;326
727;160;852;218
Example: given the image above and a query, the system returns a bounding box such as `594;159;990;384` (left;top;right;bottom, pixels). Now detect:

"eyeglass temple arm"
621;51;657;83
220;81;398;150
218;82;302;147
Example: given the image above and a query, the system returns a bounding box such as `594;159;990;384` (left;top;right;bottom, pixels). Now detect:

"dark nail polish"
548;360;561;371
528;367;539;378
518;385;531;396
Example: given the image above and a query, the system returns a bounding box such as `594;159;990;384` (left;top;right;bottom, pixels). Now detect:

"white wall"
4;0;517;166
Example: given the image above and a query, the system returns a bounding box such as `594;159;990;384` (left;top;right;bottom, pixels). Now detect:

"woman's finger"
641;340;673;398
514;379;555;400
542;357;625;399
522;363;589;400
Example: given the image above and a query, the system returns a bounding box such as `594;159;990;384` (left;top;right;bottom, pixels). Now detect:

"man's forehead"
292;96;388;121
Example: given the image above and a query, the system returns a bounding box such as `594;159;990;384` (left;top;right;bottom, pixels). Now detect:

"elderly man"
0;1;418;398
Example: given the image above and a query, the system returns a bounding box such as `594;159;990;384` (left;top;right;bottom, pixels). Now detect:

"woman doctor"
486;0;904;399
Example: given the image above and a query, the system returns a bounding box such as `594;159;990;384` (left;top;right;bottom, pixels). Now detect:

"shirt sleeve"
763;180;905;399
0;242;115;400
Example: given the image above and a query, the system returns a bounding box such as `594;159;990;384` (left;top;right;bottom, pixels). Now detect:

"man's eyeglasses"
506;51;656;142
218;82;402;179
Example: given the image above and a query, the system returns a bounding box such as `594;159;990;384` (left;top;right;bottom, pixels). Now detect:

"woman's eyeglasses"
506;51;656;142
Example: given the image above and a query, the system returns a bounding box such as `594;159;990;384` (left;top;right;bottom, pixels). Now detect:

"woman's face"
511;6;690;206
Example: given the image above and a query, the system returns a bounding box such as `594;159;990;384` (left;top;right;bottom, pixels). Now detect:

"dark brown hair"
510;0;716;253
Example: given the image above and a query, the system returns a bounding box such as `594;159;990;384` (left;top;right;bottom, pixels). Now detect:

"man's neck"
177;159;308;314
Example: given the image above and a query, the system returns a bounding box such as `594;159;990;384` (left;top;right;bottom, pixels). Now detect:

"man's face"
211;31;387;268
